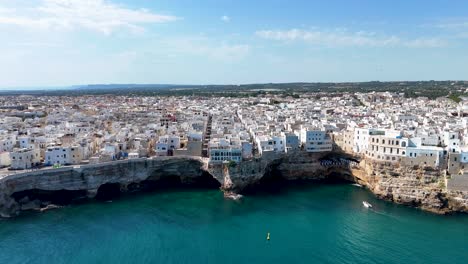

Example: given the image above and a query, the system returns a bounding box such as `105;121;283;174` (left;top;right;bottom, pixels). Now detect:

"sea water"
1;183;467;264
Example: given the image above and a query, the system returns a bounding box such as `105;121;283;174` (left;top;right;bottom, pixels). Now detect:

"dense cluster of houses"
0;92;468;178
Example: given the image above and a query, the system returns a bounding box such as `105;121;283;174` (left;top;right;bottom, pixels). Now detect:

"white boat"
351;183;363;188
362;201;372;208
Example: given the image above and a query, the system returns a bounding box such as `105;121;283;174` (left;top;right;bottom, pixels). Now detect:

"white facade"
10;148;41;169
155;142;169;156
405;146;444;167
0;135;16;152
352;128;376;154
255;136;274;155
271;135;286;153
209;148;242;163
45;146;82;166
443;131;460;153
19;136;34;149
301;128;332;153
367;135;408;162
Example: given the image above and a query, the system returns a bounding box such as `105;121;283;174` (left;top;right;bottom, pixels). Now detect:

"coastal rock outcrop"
210;151;468;214
2;152;468;218
0;157;215;217
351;159;468;214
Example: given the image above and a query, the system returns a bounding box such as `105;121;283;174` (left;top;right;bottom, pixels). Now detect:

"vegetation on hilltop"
1;81;467;100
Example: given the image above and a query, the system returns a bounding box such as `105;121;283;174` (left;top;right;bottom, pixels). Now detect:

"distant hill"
72;84;183;90
0;81;466;99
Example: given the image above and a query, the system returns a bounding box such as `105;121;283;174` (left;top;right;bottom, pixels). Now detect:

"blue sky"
0;0;468;88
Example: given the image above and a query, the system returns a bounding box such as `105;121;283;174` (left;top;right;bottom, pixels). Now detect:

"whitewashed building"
10;148;41;169
300;127;332;153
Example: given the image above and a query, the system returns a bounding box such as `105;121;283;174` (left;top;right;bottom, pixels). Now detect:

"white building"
10;148;41;169
300;127;332;153
0;135;16;152
208;137;243;163
405;146;445;167
367;133;408;162
18;136;35;149
45;146;82;166
155;135;181;156
443;131;460;153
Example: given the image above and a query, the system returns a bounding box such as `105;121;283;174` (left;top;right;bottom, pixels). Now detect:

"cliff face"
211;151;468;214
0;157;213;218
351;160;468;214
209;151;355;192
2;153;468;218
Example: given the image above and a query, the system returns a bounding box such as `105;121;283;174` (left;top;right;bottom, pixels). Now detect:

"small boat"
351;183;363;188
39;204;62;212
266;232;270;241
362;201;372;208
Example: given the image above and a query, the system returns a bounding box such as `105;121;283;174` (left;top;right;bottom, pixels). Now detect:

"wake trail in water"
366;207;401;221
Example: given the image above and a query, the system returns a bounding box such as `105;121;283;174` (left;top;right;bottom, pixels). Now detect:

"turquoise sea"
1;183;467;264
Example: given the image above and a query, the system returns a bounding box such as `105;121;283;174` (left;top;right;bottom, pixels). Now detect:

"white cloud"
221;15;230;22
0;0;179;34
255;28;446;48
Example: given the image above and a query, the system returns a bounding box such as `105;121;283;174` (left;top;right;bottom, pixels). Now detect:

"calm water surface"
1;183;467;264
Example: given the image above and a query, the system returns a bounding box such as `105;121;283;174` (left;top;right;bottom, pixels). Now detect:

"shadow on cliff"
10;171;222;209
93;171;221;202
241;160;355;196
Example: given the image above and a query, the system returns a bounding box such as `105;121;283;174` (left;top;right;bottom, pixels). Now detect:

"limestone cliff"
2;152;468;218
210;151;468;214
350;159;468;214
0;157;212;218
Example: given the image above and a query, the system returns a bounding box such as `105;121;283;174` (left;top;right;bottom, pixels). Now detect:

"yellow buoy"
266;232;270;241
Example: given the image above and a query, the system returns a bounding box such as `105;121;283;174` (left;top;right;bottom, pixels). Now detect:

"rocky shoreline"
1;152;468;218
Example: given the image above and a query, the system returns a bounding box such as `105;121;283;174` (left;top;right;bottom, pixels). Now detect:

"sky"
1;0;468;88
